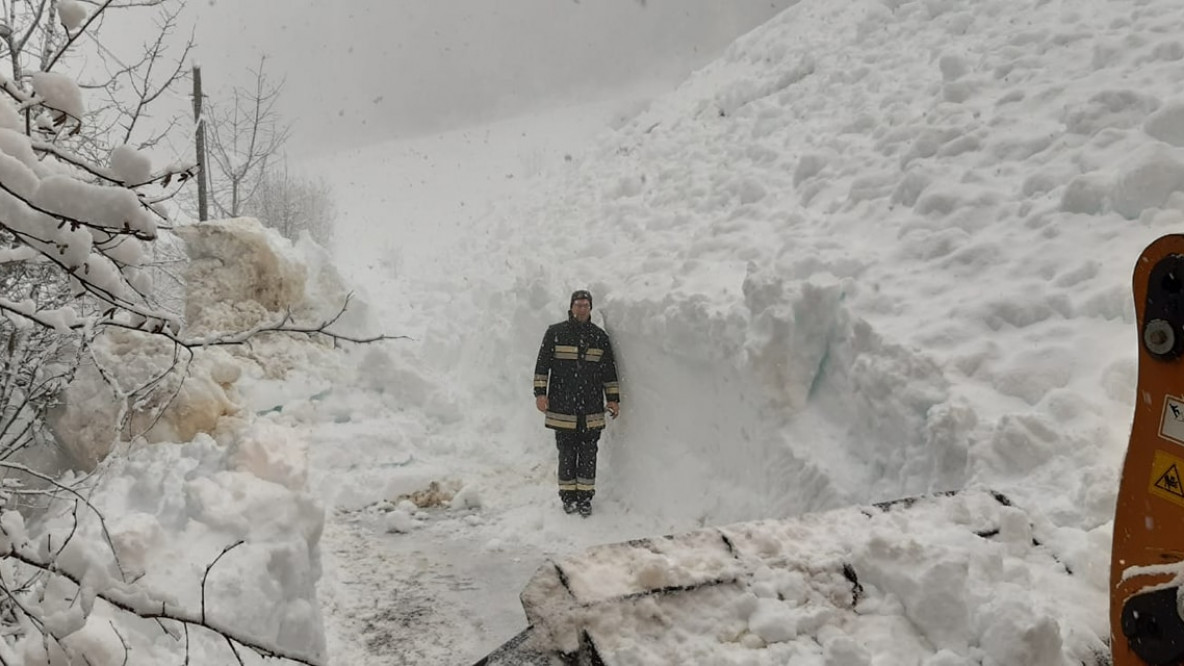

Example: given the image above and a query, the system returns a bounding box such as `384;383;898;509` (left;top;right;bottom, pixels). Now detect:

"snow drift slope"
445;0;1184;532
302;0;1184;662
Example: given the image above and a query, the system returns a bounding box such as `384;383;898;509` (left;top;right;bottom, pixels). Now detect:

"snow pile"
33;426;326;664
519;490;1108;664
49;331;242;468
177;217;371;345
175;218;311;337
51;218;359;469
27;220;366;663
437;0;1176;529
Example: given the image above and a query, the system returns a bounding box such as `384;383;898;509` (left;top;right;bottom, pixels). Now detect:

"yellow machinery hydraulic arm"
1113;234;1184;665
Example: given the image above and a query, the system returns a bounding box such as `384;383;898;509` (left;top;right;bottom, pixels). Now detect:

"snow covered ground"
302;0;1182;661
35;0;1184;664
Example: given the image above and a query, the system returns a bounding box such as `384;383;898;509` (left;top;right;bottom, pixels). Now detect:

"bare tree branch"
201;540;243;625
205;55;291;219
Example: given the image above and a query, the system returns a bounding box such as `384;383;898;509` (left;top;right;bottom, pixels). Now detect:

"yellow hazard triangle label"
1150;450;1184;507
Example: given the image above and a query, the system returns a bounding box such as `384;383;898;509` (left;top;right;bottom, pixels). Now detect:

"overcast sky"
188;1;797;156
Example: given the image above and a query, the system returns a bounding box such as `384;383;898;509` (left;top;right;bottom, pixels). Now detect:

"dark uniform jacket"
534;316;620;431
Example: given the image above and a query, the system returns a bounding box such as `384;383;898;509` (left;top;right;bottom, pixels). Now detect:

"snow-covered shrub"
0;3;380;664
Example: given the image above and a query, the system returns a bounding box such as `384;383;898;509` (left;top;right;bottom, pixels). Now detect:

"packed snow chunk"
742;270;849;412
109;144;152;184
983;413;1065;476
892;170;932;207
61;622;139;666
1063;89;1159;135
185;469;323;543
229;420;309;490
201;539;326;660
41;604;87;644
993;346;1075;404
735;176;768;204
31;71;84;119
856;536;972;652
824;635;871;666
976;598;1063;666
939;53;969;81
51;331;240;469
275;598;324;661
175;218;309;336
57;0;88;30
1060;174;1110;214
943;80;980;104
794;153;829;186
450;484;483;510
1145;101;1184;147
293;232;374;336
109;511;165;575
385;509;416;533
1110;146;1184;219
747;597;798;643
355;345;437;407
608;174;645;198
1147;40;1184;64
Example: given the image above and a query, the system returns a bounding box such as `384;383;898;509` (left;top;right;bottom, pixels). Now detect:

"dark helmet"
570;290;593;308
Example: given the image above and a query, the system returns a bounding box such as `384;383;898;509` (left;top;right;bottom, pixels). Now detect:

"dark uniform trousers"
534;315;619;508
556;421;600;504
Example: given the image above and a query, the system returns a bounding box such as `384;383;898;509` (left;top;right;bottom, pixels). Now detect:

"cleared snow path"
306;94;706;664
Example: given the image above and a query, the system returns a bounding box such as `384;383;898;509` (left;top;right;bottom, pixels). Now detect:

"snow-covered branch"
103;292;407;347
1;545;323;666
0;3;382;664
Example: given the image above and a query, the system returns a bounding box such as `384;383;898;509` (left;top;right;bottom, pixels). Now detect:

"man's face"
571;299;592;322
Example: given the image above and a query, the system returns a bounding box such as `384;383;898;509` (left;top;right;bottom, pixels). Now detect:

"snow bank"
440;0;1172;532
31;219;363;663
50;331;241;469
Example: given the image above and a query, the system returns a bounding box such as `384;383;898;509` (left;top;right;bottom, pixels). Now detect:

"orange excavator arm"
1113;234;1184;665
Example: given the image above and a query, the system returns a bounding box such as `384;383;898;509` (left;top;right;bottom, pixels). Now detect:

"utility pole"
192;64;208;221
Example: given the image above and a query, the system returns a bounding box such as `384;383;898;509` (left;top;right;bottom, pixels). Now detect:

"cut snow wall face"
50;218;352;470
174;218;309;337
601;268;971;525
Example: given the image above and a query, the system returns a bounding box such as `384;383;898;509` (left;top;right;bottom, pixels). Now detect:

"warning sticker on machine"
1160;396;1184;446
1150;449;1184;508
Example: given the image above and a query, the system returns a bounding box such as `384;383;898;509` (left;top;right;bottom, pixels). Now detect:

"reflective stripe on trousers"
556;431;599;502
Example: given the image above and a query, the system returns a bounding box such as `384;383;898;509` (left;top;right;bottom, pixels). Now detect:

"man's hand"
607;401;620;419
536;395;548;413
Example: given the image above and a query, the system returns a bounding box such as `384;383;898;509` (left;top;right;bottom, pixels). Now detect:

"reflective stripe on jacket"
534;317;620;431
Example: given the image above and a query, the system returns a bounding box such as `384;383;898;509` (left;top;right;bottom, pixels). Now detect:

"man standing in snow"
534;290;620;517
